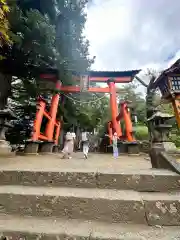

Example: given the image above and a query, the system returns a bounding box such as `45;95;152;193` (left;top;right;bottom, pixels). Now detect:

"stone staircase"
0;162;179;239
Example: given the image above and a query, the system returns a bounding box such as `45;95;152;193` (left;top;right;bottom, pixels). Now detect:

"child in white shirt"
81;131;89;159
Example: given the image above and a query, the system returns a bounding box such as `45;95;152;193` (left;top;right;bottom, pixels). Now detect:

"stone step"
0;214;179;240
0;169;179;192
0;186;179;226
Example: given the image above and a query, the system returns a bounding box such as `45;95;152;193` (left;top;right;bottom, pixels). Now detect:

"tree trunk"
146;87;156;145
0;72;12;142
0;72;12;110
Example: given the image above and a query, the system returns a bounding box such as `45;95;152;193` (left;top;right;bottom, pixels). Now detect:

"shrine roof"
0;59;140;80
152;59;180;89
147;111;174;121
73;70;141;78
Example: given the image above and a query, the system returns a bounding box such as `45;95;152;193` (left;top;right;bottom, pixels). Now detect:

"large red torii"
25;69;140;154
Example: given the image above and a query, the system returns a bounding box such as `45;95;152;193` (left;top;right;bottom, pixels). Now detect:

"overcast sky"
85;0;180;75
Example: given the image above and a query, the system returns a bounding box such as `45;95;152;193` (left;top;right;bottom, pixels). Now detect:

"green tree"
2;0;94;143
0;1;57;110
1;0;93;99
61;93;110;130
0;0;12;47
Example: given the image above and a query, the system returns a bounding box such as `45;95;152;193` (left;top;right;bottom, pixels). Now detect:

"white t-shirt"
82;132;88;141
66;132;76;140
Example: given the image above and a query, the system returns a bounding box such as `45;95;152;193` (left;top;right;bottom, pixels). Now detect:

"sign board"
80;75;89;92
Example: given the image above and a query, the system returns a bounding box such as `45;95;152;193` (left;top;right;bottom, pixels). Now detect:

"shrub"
170;134;180;148
134;125;149;141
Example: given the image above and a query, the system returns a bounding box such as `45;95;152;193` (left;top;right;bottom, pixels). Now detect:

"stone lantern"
0;109;17;156
147;111;175;147
148;110;178;168
0;72;17;156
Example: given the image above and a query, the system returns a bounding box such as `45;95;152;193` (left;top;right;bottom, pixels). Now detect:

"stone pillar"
118;142;128;153
39;141;54;154
148;111;179;169
24;140;40;155
0;109;16;156
127;142;140;154
53;145;59;153
0;73;16;156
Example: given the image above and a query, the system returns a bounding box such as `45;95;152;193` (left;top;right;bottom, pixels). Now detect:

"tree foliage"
1;0;94;143
0;0;11;47
2;2;57;73
61;93;110;131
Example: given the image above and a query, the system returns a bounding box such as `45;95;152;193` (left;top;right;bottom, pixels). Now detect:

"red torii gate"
107;100;136;144
25;69;140;154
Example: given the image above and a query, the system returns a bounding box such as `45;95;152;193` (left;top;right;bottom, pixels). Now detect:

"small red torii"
107;100;135;144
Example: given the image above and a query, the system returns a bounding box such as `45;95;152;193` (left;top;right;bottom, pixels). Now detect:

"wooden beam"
72;76;133;83
90;76;132;83
58;86;111;93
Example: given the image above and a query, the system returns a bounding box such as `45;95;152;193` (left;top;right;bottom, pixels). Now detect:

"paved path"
0;153;152;172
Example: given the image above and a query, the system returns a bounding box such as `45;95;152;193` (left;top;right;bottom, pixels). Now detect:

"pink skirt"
62;140;74;154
